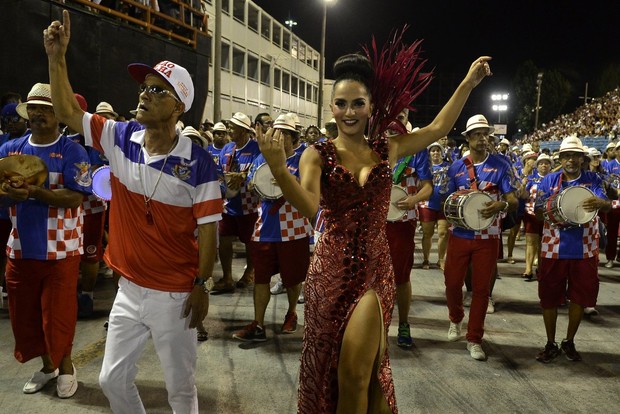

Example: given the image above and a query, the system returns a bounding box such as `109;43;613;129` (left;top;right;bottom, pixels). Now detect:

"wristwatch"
194;277;214;294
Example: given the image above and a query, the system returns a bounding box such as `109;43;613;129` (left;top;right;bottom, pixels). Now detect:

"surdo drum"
443;189;495;231
542;185;596;227
387;185;408;222
251;163;283;200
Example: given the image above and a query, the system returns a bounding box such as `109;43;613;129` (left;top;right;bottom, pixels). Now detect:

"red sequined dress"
298;136;397;413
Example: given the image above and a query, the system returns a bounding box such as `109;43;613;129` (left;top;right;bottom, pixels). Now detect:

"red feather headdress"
362;26;434;140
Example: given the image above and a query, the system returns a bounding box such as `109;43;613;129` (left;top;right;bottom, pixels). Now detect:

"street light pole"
534;72;543;131
317;2;327;128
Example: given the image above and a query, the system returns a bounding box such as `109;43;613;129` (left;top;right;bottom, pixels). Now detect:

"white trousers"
99;277;198;414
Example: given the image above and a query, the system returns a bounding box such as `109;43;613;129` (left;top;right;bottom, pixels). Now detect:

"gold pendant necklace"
138;136;178;225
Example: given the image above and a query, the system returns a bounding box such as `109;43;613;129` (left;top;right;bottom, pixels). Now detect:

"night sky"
254;0;618;78
253;0;619;122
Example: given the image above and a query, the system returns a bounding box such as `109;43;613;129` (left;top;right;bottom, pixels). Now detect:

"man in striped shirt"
46;11;222;413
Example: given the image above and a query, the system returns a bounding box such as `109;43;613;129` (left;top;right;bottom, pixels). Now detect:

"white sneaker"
463;291;472;307
448;322;462;342
270;280;285;295
297;288;305;304
584;307;599;316
467;342;486;361
487;297;495;314
23;369;59;394
604;260;614;269
56;364;78;398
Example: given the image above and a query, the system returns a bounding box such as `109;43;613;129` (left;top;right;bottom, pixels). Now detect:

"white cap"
521;143;533;153
522;151;538;161
128;60;194;112
428;142;444;151
499;138;510;146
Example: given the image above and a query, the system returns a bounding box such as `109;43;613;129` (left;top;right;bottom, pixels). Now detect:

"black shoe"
536;342;561;363
561;339;582;361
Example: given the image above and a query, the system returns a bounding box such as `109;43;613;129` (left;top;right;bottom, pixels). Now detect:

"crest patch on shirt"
172;159;197;181
74;161;92;187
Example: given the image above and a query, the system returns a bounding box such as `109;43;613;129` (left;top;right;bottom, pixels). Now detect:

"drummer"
233;114;312;341
533;136;610;363
385;110;432;348
443;114;518;361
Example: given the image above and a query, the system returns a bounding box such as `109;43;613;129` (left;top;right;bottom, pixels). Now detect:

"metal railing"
58;0;209;49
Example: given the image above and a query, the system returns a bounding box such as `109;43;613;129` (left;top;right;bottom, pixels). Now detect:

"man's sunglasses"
139;84;180;102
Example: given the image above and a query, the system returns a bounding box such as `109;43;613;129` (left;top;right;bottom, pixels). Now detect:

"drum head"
387;186;408;221
462;192;494;230
92;166;111;201
253;164;282;199
560;186;596;224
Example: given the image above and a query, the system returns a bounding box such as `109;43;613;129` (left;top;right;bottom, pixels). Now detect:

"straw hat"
273;114;297;132
461;114;494;136
229;112;253;131
535;153;552;166
95;101;118;118
558;136;585;153
182;126;208;148
16;83;53;120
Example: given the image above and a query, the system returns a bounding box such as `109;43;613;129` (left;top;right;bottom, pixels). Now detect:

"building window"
232;0;244;23
233;46;245;76
247;54;258;81
221;41;230;71
274;68;281;90
291;38;298;59
248;4;259;32
291;76;299;97
282;31;290;52
222;0;229;14
299;80;306;99
282;71;290;93
299;44;306;63
272;24;281;47
260;60;271;85
313;86;318;103
261;15;271;40
307;83;312;102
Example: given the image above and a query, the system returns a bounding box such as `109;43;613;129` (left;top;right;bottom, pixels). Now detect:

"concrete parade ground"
0;232;619;414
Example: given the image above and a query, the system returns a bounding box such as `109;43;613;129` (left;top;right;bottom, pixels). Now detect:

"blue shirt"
446;153;516;239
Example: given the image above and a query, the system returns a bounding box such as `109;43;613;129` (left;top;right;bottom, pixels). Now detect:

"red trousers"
386;220;416;286
444;235;498;344
6;255;80;367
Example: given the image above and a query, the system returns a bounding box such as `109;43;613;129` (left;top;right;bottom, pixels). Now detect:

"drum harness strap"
393;156;412;184
462;156;479;191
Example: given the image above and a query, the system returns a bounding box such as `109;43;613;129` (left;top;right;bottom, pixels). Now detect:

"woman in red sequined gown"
258;54;491;413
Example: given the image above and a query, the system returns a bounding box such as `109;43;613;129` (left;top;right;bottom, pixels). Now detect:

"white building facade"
201;0;321;125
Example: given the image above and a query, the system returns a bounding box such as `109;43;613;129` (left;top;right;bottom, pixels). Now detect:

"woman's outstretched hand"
465;56;493;89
